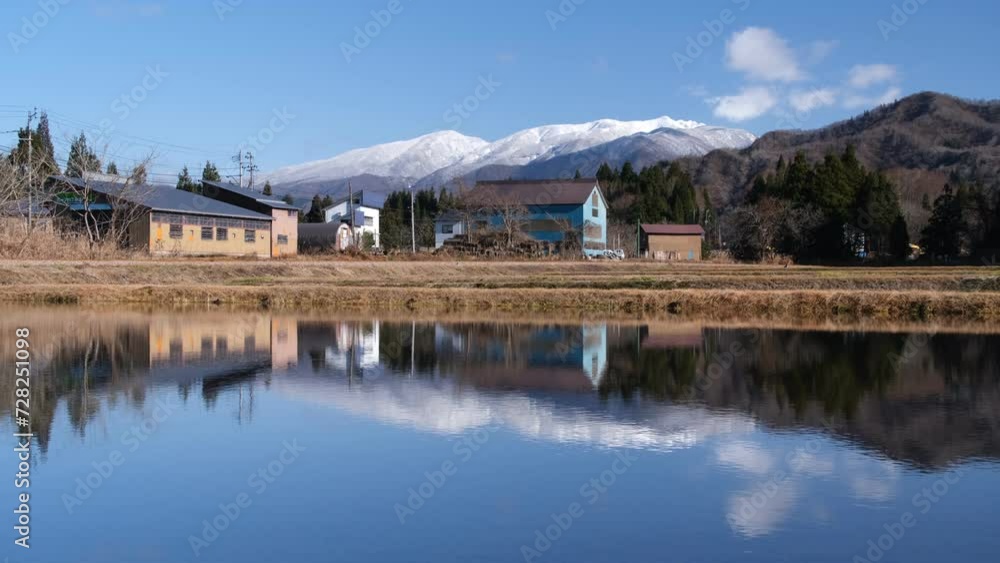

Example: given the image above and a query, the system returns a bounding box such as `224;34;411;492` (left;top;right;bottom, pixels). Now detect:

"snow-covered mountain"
264;115;756;195
266;130;489;186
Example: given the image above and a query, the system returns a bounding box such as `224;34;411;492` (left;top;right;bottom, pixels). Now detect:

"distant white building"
323;191;382;248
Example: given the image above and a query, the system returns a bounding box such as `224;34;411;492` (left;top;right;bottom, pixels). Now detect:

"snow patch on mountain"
267;130;489;186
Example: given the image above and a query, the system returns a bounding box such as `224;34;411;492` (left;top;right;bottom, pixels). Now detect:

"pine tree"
106;162;119;176
305;195;326;223
201;161;222;183
34;112;58;176
282;194;295;206
596;163;616;186
890;215;911;261
573;169;582;179
262;181;273;196
177;166;197;193
921;184;967;260
64;132;102;178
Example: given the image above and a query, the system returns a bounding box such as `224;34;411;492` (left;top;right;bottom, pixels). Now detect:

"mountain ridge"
676;92;1000;224
264;115;756;197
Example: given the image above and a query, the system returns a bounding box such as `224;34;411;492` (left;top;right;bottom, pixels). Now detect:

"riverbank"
1;260;998;324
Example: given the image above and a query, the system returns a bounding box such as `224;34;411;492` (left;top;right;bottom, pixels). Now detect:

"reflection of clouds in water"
716;442;776;476
276;374;904;540
721;442;902;537
274;376;756;452
726;480;800;538
790;452;835;477
843;455;900;503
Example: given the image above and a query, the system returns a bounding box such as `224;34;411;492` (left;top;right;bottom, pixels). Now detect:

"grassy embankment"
1;259;999;324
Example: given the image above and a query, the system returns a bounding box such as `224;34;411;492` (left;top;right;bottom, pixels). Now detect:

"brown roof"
463;179;601;207
642;224;705;236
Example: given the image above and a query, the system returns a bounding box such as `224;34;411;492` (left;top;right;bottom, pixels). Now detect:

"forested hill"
679;92;1000;223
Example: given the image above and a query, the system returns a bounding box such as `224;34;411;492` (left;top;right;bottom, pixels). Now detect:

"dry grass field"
0;259;998;324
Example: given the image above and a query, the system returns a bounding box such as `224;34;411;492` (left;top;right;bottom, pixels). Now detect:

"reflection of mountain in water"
2;311;998;468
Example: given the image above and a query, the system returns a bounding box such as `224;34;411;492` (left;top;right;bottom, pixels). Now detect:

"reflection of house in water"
432;324;609;391
639;325;704;350
297;320;380;378
147;316;298;375
146;316;300;418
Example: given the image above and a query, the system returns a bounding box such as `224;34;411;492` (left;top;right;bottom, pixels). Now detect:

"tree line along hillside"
676;92;1000;237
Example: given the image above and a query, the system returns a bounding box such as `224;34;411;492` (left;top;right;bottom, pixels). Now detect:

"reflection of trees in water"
599;327;700;402
0;321;151;454
928;334;1000;385
742;331;907;419
380;322;437;375
598;328;907;419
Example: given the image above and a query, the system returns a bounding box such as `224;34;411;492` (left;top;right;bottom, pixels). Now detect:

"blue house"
435;179;608;256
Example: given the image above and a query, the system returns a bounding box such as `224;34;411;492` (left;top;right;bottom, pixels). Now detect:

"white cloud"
789;88;838;112
725;27;804;82
806;40;839;65
848;64;899;88
709;86;777;122
843;86;903;109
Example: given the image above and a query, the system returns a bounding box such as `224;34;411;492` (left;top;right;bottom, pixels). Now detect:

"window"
245;229;256;243
169;224;183;239
216;228;228;241
364;216;374;227
277;235;289;245
288;210;297;217
442;224;454;234
201;227;213;240
592;208;599;218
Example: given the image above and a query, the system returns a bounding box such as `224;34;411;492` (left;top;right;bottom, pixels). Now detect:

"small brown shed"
640;224;705;261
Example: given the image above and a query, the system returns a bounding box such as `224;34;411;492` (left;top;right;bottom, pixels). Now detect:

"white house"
323;191;382;248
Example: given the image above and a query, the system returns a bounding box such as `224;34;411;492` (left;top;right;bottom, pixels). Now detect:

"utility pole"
24;109;37;230
348;181;355;248
410;184;416;254
245;151;258;191
232;151;244;188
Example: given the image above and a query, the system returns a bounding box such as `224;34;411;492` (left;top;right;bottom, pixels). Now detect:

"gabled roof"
49;176;273;221
464;179;602;207
201;180;299;211
641;224;705;236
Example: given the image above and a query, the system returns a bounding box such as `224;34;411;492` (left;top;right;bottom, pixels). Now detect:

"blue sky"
1;0;997;182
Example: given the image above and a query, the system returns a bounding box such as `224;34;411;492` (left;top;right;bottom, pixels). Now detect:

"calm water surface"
1;309;998;563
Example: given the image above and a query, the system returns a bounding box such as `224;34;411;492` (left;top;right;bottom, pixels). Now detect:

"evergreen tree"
34;112;58;176
596;163;616;187
106;162;119;176
176;166;198;193
7;112;59;184
921;184;967;260
201;161;222;183
889;215;911;261
282;194;295;206
573;169;582;179
305;195;327;223
262;181;273;196
64;132;102;178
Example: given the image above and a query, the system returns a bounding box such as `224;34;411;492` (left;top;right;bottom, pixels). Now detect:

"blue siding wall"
434;186;608;255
